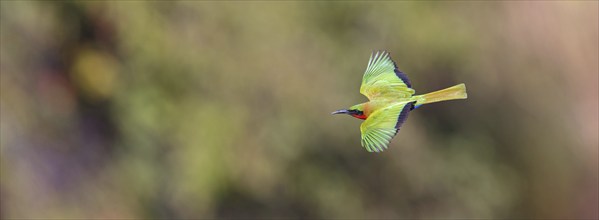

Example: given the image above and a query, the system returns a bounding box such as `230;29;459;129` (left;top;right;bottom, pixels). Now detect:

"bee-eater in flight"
332;51;467;152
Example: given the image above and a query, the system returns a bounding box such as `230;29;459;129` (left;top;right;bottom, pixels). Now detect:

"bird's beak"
331;109;350;115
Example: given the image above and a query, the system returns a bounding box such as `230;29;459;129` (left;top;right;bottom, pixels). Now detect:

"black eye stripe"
350;110;364;115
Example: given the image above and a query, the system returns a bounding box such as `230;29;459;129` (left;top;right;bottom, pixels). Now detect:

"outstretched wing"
360;51;415;100
360;101;414;152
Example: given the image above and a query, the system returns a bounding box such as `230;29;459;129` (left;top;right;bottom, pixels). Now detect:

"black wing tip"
366;50;412;89
395;102;416;131
386;52;413;88
371;50;412;88
394;69;412;88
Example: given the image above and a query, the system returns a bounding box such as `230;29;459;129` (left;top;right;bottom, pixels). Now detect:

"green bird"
332;51;467;152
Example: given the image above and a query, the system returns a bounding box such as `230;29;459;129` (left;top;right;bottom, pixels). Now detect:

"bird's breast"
364;101;386;116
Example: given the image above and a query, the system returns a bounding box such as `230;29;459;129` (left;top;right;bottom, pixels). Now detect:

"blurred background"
1;1;597;219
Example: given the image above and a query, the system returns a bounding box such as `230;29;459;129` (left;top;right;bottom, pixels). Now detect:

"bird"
332;51;467;152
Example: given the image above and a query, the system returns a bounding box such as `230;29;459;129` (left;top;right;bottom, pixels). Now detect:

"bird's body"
332;51;467;152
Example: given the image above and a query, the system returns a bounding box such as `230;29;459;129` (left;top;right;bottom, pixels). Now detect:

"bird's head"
331;103;367;120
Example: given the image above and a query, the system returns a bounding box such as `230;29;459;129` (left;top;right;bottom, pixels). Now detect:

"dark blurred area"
1;1;597;219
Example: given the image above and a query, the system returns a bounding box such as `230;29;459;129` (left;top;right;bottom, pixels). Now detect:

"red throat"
351;114;368;120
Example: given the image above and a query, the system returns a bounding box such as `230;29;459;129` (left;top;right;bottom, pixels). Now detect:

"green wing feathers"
360;102;414;152
360;51;415;100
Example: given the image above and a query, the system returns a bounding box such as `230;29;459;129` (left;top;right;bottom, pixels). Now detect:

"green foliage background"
1;1;597;219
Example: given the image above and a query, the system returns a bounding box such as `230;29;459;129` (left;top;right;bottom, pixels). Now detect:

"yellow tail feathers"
414;83;467;106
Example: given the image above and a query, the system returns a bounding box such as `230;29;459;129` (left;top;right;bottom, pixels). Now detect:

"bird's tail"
413;83;467;107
